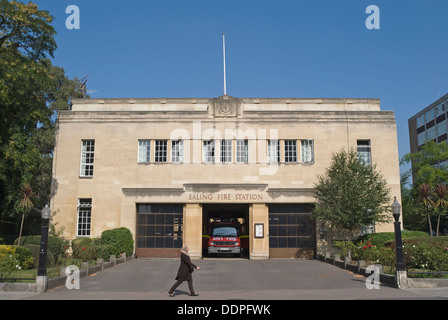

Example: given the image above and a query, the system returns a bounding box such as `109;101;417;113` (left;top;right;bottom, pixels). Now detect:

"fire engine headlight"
210;242;215;246
235;242;240;246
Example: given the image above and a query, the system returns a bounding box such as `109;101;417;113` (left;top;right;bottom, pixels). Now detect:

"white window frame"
236;140;248;163
284;140;297;163
171;140;184;163
203;140;215;163
80;140;95;177
155;140;168;163
267;140;280;163
138;140;151;163
220;140;232;163
77;199;92;237
300;139;314;163
357;140;372;165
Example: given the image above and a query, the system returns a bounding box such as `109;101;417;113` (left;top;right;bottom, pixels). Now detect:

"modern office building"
408;93;448;154
51;95;401;259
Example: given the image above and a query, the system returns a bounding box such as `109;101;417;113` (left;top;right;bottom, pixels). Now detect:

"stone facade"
51;95;401;259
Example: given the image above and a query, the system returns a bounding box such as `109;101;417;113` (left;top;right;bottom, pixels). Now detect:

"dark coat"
175;253;197;282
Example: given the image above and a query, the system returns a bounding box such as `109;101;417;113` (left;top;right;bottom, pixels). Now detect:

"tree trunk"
427;207;433;237
17;212;25;246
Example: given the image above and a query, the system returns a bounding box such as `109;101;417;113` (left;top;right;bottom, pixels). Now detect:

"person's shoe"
190;293;199;296
169;292;175;297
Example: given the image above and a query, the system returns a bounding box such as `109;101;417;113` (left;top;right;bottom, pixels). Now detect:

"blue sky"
34;0;448;175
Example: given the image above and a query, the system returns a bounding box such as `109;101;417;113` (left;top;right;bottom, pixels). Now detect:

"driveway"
11;258;447;300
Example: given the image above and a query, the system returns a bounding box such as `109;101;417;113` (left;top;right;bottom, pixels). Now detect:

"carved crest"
212;95;241;118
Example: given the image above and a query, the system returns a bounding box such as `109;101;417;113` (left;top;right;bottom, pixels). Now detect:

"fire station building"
50;95;401;259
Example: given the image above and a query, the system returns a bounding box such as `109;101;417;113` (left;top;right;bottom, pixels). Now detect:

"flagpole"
223;33;227;96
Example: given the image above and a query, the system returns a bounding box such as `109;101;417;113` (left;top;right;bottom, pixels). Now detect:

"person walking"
169;244;200;297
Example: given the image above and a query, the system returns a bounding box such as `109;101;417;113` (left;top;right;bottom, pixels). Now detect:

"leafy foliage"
313;148;391;232
0;1;84;241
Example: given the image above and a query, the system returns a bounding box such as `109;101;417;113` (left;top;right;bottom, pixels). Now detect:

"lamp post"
36;204;51;292
391;197;407;288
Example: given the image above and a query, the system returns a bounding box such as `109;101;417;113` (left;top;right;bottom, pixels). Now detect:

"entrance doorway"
202;204;249;258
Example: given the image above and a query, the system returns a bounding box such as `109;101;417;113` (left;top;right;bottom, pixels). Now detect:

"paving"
1;258;448;300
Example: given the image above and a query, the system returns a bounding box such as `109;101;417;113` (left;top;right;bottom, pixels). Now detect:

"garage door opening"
202;204;249;259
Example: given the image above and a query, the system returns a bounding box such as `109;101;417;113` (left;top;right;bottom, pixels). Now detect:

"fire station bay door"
202;204;249;258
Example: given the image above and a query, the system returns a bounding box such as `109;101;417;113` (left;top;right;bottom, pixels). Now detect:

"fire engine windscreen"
212;227;237;237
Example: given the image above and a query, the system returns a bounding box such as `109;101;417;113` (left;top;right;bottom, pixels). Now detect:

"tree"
0;1;84;242
402;140;448;187
418;183;435;237
402;141;448;236
313;148;392;233
433;183;448;237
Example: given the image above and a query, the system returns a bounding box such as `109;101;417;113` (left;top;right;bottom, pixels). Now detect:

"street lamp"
391;197;405;272
37;205;51;278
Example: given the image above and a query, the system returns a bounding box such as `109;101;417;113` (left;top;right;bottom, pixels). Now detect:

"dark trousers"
169;279;195;294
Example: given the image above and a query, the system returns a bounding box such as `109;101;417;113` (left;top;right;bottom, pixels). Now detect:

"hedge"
357;231;429;246
14;235;68;261
100;227;134;257
0;245;34;270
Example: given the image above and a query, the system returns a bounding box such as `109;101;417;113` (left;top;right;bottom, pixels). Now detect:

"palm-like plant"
433;183;448;237
17;183;37;246
418;183;435;237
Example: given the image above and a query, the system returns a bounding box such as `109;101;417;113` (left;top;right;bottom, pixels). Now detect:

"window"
301;140;314;163
417;132;426;146
437;120;447;135
426;109;435;122
220;140;232;163
357;140;371;164
284;140;297;163
171;140;183;163
136;204;183;249
155;140;167;163
236;140;248;163
138;140;151;163
416;115;425;128
203;140;215;163
267;140;280;163
77;199;92;237
80;140;95;177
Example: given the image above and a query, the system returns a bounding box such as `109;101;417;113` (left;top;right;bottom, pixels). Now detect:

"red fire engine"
203;218;248;257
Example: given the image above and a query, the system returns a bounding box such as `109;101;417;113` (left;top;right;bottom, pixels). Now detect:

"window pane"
236;140;248;163
220;140;232;163
284;140;297;162
80;140;95;176
138;140;151;163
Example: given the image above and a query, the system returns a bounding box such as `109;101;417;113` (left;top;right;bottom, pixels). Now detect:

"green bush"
101;227;134;257
71;238;115;262
72;238;95;262
357;231;429;247
0;245;34;270
15;235;68;262
386;237;448;271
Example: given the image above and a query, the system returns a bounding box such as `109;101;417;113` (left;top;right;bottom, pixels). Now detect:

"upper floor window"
203;140;215;163
171;140;183;163
236;140;248;163
301;140;314;163
220;140;232;163
284;140;297;163
357;140;371;165
155;140;168;163
267;140;280;163
138;140;151;163
80;140;95;177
